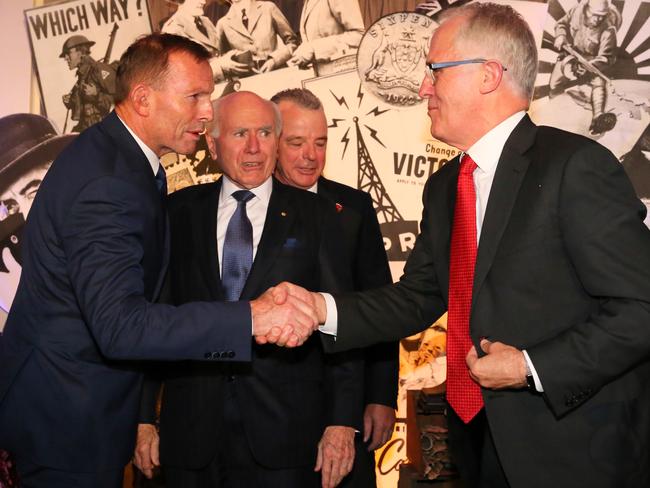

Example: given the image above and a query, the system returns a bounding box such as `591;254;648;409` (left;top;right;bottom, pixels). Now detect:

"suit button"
228;351;235;358
211;352;221;359
228;375;235;382
204;352;212;359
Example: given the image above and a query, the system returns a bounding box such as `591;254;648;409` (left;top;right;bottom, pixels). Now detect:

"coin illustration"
357;12;435;107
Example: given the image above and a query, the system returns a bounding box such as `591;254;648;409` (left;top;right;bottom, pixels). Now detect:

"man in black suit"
135;91;363;488
278;3;650;487
0;34;316;488
271;88;397;487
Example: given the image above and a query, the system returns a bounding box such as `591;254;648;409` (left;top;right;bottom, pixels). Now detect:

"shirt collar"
116;114;160;175
220;175;273;205
465;111;526;174
307;182;318;193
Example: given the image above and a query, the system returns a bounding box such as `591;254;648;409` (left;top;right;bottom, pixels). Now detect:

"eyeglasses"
424;58;508;84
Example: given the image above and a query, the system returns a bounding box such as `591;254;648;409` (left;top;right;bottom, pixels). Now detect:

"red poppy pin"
335;202;343;213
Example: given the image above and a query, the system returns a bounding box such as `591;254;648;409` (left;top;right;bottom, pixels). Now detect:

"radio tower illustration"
353;116;404;224
328;83;404;224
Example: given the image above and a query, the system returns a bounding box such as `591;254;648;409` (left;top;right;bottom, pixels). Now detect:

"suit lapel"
432;160;458;300
248;2;263;33
205;180;224;299
241;179;296;299
301;0;318;33
472;115;536;301
225;7;252;39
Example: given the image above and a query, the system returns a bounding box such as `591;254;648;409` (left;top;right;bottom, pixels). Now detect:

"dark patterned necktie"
222;190;255;301
447;154;483;423
194;16;208;37
242;9;249;30
155;164;167;198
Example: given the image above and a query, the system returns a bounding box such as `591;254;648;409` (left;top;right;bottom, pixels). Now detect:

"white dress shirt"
117;115;160;175
217;176;272;278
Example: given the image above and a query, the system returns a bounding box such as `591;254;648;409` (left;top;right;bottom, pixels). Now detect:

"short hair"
114;33;211;105
210;94;283;138
440;2;538;101
270;88;323;111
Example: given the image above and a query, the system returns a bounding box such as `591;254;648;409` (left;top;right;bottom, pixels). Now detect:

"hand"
220;51;250;77
0;247;21;313
466;339;527;390
288;43;315;68
251;285;318;347
82;82;98;97
553;35;566;51
272;282;327;323
133;423;160;479
363;404;395;451
315;425;355;488
254;58;275;74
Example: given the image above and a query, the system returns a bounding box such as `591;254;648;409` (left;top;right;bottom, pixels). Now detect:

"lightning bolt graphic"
340;127;351;158
356;84;364;108
366;106;390;117
330;90;349;109
328;118;346;128
364;125;386;148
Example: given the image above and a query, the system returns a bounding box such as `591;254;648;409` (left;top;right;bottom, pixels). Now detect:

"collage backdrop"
0;0;648;486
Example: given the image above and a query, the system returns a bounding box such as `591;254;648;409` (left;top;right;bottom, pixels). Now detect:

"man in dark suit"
0;34;316;488
271;88;397;487
278;3;650;487
135;91;363;488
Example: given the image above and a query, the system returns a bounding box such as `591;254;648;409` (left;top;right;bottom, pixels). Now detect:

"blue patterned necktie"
155;164;167;197
222;190;255;301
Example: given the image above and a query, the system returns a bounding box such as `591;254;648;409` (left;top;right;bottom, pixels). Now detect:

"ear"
479;60;505;95
130;83;152;117
206;133;218;160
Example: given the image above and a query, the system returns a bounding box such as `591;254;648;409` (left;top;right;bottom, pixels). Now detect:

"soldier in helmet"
60;35;116;132
549;0;622;135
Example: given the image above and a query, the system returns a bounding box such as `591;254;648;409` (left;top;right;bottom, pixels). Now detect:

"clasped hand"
250;282;324;347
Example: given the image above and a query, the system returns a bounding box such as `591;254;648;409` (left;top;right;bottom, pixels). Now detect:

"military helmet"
59;35;95;58
587;0;610;16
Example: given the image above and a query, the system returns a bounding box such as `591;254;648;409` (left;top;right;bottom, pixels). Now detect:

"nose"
418;73;434;100
246;133;260;153
199;98;213;124
303;142;316;161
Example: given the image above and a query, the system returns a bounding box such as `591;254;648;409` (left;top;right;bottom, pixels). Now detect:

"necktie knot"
460;154;478;174
232;190;254;204
194;16;208;37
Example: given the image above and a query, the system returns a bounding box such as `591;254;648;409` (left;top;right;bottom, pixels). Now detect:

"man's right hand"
220;50;250;77
133;423;159;479
251;285;319;347
553;35;566;51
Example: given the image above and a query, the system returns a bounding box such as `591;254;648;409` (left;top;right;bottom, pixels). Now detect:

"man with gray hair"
135;91;363;488
277;3;650;486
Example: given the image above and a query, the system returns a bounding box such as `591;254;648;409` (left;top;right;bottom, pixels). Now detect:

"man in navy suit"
134;91;362;488
278;3;650;487
272;88;397;487
0;34;316;488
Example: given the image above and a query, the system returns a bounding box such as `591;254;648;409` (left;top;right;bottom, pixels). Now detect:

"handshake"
250;282;327;347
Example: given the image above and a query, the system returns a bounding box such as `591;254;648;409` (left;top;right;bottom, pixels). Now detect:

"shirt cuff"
523;349;543;392
318;293;338;337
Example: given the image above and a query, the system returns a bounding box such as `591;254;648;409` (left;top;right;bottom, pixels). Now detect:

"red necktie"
447;154;483;423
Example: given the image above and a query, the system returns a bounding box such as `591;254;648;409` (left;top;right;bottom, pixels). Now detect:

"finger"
321;455;333;488
363;413;372;443
271;285;288;305
151;435;160;466
314;443;323;472
284;334;300;348
274;325;294;347
466;345;478;367
285;295;318;327
480;338;492;353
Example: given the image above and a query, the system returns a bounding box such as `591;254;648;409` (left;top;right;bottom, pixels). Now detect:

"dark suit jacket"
0;112;252;472
153;178;363;470
330;115;650;487
317;177;397;409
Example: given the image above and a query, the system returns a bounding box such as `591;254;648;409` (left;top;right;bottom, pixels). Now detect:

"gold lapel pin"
281;211;287;217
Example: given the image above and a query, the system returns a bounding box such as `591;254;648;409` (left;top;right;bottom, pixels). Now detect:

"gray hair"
210;94;283;138
440;2;538;101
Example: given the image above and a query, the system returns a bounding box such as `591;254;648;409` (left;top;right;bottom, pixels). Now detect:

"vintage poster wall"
1;1;649;487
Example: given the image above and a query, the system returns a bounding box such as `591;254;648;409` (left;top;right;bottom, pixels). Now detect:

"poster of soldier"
25;0;152;133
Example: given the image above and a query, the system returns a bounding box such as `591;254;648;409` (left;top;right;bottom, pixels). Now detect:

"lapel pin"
335;203;343;213
281;211;287;217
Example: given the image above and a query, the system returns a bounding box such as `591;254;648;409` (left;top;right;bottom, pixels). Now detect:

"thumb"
272;284;288;305
363;411;372;443
480;338;492;354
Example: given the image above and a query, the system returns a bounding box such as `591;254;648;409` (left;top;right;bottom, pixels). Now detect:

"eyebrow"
19;179;42;196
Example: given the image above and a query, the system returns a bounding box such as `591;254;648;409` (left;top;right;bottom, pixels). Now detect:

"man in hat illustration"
60;35;116;132
0;113;76;318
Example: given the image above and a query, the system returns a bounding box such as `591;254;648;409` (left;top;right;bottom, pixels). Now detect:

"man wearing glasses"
278;2;650;487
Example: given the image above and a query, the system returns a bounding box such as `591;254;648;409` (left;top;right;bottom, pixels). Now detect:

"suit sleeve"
318;199;364;429
332;180;448;351
353;193;398;408
527;143;650;417
269;4;298;65
61;175;253;362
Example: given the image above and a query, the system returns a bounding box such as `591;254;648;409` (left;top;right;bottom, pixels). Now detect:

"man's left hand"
363;404;395;451
466;339;527;389
315;425;355;488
